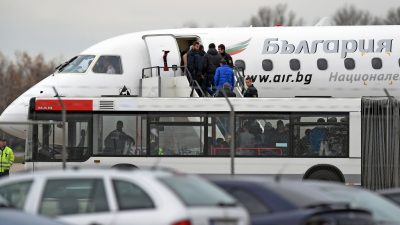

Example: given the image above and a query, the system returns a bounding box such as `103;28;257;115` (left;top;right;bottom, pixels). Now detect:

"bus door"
143;34;181;77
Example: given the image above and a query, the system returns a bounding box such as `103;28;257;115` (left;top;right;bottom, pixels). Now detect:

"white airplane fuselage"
1;26;400;138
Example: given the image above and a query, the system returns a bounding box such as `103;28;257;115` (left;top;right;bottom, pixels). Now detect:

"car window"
262;182;334;208
315;185;400;223
229;188;270;215
112;179;155;210
0;180;33;209
382;193;400;205
39;179;109;217
159;175;236;207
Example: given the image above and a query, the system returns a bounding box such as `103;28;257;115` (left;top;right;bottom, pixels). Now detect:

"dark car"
302;182;400;224
378;188;400;206
208;176;374;225
0;208;68;225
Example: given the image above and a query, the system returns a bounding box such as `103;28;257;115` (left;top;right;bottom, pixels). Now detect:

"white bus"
26;97;360;183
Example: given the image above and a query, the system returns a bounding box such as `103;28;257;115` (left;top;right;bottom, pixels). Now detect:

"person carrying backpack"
203;43;222;95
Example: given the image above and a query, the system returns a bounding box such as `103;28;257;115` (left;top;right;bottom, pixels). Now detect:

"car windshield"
159;175;237;207
313;184;400;223
264;181;335;208
58;55;95;73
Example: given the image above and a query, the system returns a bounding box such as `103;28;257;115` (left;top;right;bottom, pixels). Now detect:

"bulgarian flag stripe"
226;38;251;55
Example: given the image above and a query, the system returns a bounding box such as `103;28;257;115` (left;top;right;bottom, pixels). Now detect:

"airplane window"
262;59;273;71
317;58;328;70
344;58;355;70
234;60;246;71
290;59;300;71
371;57;382;70
58;55;95;73
93;56;123;75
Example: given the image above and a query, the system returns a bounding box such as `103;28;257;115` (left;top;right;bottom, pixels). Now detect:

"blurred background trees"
246;4;304;27
384;7;400;24
0;52;59;112
332;5;381;25
0;52;59;152
243;4;400;26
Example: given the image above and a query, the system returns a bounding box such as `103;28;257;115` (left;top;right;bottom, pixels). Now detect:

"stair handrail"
183;66;207;97
233;67;245;97
142;65;206;97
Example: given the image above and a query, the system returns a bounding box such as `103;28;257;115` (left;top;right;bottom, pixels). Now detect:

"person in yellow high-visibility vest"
0;139;14;177
158;147;164;156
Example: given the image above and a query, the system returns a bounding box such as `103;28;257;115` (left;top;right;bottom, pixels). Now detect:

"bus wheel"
305;169;344;183
112;164;138;170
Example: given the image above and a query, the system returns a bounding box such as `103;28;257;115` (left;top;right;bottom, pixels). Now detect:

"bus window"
95;115;145;156
35;124;55;160
68;122;89;160
34;120;89;162
292;114;349;157
148;115;205;156
236;115;290;157
208;114;231;156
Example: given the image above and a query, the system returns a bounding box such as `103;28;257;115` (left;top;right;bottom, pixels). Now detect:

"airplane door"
143;35;181;77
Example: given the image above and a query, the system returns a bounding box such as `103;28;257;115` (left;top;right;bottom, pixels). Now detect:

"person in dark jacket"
104;121;135;155
187;41;202;81
263;122;276;148
214;59;235;92
197;44;206;94
203;43;222;95
244;77;258;97
216;83;236;97
218;44;233;67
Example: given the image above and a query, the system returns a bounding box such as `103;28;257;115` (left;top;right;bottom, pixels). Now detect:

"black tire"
111;164;138;170
306;169;343;182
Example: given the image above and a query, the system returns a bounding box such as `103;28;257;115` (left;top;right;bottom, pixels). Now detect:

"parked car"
309;182;400;224
378;188;400;206
0;208;68;225
208;176;374;225
0;169;249;225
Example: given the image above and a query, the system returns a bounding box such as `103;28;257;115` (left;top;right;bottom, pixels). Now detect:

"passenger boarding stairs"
139;65;244;143
140;65;245;98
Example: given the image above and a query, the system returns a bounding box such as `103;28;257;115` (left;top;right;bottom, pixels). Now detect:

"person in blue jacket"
214;59;234;95
309;118;327;155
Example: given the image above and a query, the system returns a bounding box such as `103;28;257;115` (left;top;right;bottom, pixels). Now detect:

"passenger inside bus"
309;118;327;155
247;119;263;147
274;120;289;145
235;119;285;156
295;129;312;156
325;117;347;156
237;124;256;156
68;129;86;160
263;122;275;147
293;116;348;157
104;121;135;155
77;129;86;148
212;137;229;155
